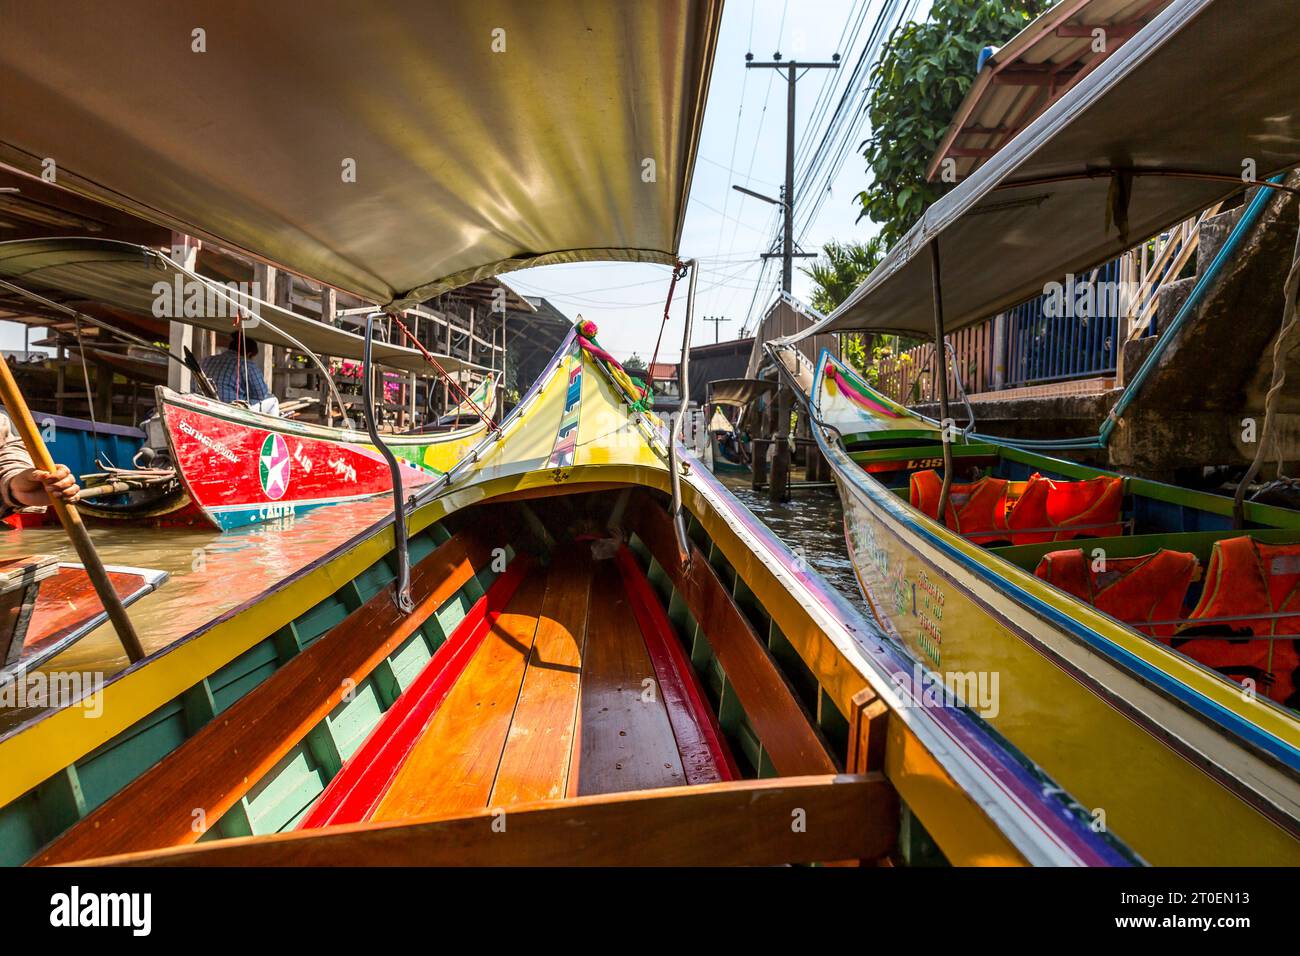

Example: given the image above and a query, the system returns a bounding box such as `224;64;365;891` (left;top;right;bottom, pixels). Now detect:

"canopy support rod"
668;259;699;568
363;314;414;614
0;278;218;399
929;240;954;526
0;360;145;662
996;167;1300;197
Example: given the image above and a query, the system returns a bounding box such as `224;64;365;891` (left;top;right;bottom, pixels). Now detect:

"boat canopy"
783;0;1300;340
708;378;775;408
0;0;722;309
0;238;486;376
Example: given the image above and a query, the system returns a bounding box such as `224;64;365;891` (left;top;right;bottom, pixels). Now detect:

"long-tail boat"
799;348;1300;865
83;373;496;531
0;238;496;531
0;557;166;678
0;0;1278;867
0;325;1135;867
771;0;1300;864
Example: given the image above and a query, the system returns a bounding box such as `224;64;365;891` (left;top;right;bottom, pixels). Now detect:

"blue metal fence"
1004;257;1126;388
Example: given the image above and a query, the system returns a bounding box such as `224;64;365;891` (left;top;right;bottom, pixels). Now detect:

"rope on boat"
387;312;497;432
648;260;688;387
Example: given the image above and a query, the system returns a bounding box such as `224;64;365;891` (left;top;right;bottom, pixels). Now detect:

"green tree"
802;236;908;381
801;236;886;315
622;353;648;377
856;0;1049;247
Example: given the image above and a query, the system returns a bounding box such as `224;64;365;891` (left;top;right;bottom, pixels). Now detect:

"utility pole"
744;52;839;293
702;314;731;344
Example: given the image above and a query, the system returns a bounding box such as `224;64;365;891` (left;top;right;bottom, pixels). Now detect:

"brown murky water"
0;499;394;729
716;474;869;617
0;476;865;732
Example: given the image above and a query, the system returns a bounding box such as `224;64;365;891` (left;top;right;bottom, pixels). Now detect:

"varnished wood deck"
369;547;720;822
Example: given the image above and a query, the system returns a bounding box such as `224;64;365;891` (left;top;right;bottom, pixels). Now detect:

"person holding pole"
0;411;79;515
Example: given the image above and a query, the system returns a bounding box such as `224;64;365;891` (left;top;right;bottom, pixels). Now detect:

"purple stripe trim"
684;448;1133;866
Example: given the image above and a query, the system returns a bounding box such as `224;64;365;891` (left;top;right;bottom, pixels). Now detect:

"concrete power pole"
744;52;839;293
742;51;838;501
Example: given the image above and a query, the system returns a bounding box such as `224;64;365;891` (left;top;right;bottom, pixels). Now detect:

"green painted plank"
179;680;217;735
209;639;281;714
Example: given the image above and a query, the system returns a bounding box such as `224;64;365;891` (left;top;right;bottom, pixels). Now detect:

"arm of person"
6;464;79;508
0;414;80;510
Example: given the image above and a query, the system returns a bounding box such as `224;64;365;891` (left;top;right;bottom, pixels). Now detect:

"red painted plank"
299;555;532;829
614;545;738;784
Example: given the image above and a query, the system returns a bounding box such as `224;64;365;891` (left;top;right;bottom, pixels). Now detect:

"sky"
1;0;933;361
504;0;931;362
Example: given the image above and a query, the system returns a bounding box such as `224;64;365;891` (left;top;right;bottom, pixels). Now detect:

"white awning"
785;0;1300;340
0;238;486;376
0;0;722;309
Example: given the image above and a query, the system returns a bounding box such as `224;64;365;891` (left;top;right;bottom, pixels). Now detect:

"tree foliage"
856;0;1049;247
801;236;886;316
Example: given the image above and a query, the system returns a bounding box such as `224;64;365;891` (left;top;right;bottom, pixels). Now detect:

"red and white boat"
78;377;496;531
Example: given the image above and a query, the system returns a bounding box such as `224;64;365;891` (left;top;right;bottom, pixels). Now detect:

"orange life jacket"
909;469;1010;544
1007;473;1125;545
1035;547;1198;638
1175;536;1300;707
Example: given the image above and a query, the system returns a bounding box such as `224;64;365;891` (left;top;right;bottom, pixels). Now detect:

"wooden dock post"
750;438;768;490
769;386;791;502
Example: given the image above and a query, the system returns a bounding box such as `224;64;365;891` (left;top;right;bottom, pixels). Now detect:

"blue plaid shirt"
200;349;271;403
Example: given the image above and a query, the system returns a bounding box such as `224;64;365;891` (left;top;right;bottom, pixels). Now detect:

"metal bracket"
668;259;699;569
364;313;415;614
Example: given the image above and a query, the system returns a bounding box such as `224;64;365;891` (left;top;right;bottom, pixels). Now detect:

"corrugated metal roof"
928;0;1175;182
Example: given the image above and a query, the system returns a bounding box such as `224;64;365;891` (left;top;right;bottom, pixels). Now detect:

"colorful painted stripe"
547;342;584;468
681;447;1134;866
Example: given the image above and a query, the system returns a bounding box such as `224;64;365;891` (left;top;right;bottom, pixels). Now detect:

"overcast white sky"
2;0;935;363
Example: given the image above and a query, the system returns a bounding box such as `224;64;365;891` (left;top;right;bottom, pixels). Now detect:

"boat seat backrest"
1177;535;1300;706
1034;547;1197;639
1007;473;1124;545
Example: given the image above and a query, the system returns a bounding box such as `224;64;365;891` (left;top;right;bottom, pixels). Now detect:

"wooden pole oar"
0;358;146;662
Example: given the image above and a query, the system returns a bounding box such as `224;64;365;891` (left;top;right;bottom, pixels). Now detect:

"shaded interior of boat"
845;432;1300;711
16;487;907;866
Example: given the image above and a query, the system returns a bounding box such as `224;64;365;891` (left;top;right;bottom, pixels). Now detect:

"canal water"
0;497;394;728
0;476;868;731
716;474;869;617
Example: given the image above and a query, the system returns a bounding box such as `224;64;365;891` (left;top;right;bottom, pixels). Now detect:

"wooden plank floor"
369;548;703;821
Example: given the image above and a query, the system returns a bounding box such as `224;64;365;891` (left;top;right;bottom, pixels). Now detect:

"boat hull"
811;352;1300;865
0;332;1133;868
155;387;489;530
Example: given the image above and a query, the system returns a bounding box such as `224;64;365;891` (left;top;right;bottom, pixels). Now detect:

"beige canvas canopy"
783;0;1300;341
0;0;722;309
0;238;486;376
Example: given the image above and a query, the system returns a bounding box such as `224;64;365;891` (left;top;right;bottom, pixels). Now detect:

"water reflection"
0;498;393;718
715;475;868;617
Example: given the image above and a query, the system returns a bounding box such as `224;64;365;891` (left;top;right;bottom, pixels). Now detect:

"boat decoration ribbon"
826;361;905;421
575;320;652;412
